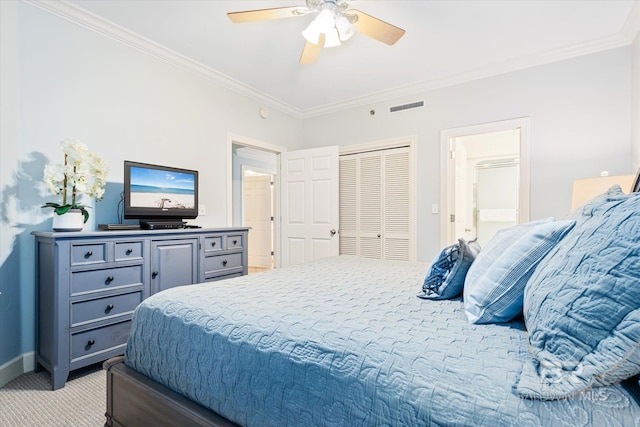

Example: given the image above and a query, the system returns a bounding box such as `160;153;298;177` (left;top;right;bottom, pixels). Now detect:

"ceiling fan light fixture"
323;28;341;47
230;0;405;64
302;7;344;47
335;15;355;41
302;20;321;44
315;8;335;33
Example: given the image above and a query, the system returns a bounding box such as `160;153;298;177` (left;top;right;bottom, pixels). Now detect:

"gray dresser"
32;227;249;390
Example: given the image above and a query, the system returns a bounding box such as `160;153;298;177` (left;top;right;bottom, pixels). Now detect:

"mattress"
125;256;640;426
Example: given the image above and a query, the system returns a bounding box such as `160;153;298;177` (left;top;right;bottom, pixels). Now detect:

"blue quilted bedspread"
125;256;640;427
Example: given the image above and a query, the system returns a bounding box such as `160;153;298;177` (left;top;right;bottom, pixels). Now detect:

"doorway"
229;135;341;270
440;118;530;247
228;134;283;270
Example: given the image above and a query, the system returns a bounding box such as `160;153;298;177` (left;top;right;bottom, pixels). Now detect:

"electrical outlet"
431;204;439;214
198;204;206;216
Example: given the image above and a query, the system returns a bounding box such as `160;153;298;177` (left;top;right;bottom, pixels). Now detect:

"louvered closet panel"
339;158;357;256
339;146;413;261
358;154;383;258
384;149;411;260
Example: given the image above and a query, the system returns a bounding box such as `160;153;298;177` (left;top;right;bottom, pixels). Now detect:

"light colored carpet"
0;363;105;427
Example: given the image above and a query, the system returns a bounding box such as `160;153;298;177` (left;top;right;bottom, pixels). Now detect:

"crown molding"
24;0;303;118
622;0;640;43
300;33;632;118
24;0;636;120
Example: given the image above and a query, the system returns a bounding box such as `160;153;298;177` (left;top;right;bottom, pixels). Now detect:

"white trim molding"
226;133;286;227
227;133;286;267
25;0;637;120
0;352;35;388
440;118;531;247
623;0;640;43
24;0;302;117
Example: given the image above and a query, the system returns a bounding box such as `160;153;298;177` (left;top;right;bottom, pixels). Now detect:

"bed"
105;181;640;427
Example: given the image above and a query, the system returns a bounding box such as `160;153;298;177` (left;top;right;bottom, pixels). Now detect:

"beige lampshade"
570;175;634;210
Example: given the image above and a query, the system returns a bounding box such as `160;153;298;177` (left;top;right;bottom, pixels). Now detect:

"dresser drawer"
71;320;131;361
71;291;143;327
204;252;243;275
71;265;143;295
204;272;243;282
203;236;223;253
115;241;143;261
71;243;107;266
227;234;244;250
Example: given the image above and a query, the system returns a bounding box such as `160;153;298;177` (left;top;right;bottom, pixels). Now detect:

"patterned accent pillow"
463;219;575;324
517;188;640;400
417;238;481;300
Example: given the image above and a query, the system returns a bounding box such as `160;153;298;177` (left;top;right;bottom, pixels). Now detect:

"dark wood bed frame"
104;171;640;427
104;357;237;427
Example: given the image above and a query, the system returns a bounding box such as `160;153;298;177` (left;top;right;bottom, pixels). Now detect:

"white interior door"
453;141;471;240
281;146;339;267
244;173;273;268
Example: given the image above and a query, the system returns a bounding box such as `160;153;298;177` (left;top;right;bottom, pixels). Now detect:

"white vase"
52;209;84;231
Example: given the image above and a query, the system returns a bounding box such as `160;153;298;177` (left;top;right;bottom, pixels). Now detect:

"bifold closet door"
339;146;412;261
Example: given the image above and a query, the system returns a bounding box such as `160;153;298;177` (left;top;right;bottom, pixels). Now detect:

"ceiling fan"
227;0;405;64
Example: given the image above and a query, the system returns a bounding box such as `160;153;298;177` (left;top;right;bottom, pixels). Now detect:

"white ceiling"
57;0;639;116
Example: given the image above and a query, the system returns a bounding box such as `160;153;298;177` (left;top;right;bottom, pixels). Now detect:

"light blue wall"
0;1;301;377
1;0;637;381
301;47;633;262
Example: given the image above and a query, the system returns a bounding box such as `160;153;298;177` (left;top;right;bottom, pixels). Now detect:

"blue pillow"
463;219;575;324
417;238;481;300
566;184;624;220
517;189;640;400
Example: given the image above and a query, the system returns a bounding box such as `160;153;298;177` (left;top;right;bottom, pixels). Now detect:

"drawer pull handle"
87;339;95;346
106;304;114;311
126;248;133;255
152;271;158;279
85;251;93;258
233;240;238;245
222;260;228;266
105;276;114;284
211;242;216;247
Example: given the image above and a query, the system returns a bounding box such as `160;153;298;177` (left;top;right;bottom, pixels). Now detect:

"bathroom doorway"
440;118;530;246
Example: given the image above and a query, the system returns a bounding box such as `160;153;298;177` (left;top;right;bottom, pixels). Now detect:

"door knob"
330;229;337;236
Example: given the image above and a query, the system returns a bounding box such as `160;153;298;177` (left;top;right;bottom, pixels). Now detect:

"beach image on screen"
129;167;195;209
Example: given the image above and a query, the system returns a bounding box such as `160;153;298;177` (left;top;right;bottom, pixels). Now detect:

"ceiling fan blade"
349;9;406;45
299;34;325;64
228;6;308;23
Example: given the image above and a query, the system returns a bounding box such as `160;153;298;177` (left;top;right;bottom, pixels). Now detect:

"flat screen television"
124;160;198;227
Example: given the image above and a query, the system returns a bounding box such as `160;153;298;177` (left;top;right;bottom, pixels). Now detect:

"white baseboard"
0;352;35;388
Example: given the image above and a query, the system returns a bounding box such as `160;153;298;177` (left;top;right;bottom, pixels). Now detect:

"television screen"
124;161;198;221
